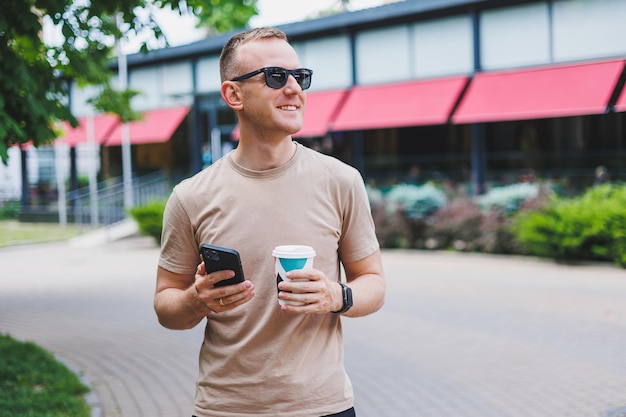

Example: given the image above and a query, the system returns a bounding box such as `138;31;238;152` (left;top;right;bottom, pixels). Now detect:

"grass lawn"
0;333;91;417
0;221;86;248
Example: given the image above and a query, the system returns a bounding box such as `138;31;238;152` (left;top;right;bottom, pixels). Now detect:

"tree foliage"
0;0;258;164
194;0;257;35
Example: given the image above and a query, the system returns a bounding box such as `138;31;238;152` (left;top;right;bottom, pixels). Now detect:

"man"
154;27;385;417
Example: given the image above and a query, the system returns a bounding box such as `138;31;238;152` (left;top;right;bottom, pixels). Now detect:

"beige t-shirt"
159;143;379;417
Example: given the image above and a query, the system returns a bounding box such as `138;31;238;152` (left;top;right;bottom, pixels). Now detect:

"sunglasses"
230;67;313;90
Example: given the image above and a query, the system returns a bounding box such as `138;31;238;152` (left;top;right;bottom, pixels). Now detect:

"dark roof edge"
123;0;489;67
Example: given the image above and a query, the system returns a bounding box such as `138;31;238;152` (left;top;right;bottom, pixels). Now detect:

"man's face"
235;38;307;138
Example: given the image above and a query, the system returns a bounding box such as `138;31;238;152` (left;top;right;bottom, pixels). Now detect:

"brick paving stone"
2;238;626;417
343;250;626;417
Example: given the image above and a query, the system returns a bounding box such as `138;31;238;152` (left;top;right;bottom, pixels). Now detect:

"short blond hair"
219;27;288;82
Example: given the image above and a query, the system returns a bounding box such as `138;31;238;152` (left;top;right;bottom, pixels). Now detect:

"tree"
0;0;258;164
195;0;257;35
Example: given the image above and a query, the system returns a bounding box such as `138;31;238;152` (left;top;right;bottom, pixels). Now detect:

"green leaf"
1;0;258;165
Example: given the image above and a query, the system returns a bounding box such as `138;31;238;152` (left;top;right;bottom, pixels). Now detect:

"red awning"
294;89;347;137
615;85;626;112
231;89;347;139
58;114;118;146
331;76;469;131
452;59;626;124
105;106;190;146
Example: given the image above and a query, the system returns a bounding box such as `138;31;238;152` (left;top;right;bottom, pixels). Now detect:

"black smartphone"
200;244;246;287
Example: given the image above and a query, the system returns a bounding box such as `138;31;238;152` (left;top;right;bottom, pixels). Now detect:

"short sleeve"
158;189;201;275
338;171;380;263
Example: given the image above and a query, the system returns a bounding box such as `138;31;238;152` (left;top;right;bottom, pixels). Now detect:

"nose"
283;73;303;92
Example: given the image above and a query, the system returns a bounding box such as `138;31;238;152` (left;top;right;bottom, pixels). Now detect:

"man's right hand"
192;262;255;313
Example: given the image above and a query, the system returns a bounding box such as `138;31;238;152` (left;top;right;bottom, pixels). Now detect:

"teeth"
279;106;297;111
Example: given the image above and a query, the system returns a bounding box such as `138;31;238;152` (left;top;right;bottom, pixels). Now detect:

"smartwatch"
333;283;353;314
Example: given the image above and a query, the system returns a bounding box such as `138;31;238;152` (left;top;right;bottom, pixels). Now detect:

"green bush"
371;182;545;252
512;184;626;267
128;200;167;245
0;200;20;220
370;180;626;266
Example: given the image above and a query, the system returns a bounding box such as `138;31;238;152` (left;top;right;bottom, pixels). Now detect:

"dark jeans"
192;406;356;417
324;407;356;417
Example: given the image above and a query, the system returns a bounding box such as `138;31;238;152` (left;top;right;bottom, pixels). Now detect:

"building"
7;0;626;215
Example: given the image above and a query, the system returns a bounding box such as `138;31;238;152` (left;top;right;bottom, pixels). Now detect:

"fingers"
278;269;336;314
196;280;255;313
197;265;237;287
213;282;255;311
285;267;321;281
194;262;255;312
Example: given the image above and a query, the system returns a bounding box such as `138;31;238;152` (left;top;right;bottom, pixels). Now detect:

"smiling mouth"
278;105;298;111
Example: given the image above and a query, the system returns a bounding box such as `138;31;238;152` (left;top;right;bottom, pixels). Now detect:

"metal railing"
70;171;170;228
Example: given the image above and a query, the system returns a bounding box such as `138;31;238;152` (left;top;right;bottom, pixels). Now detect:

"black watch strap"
333;283;353;314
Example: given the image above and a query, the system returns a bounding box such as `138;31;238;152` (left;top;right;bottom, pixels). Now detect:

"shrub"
372;203;412;249
477;182;539;214
425;197;483;251
385;183;447;220
128;200;166;245
476;186;551;255
512;183;626;267
422;197;527;254
475;209;524;255
0;199;20;220
418;183;548;253
381;183;447;248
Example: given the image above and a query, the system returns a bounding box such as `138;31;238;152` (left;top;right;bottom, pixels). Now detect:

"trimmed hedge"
373;182;546;253
511;183;626;267
0;200;20;220
128;182;626;268
128;200;166;245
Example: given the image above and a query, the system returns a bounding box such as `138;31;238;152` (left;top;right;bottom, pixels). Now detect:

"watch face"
345;285;353;308
334;283;352;313
336;283;352;313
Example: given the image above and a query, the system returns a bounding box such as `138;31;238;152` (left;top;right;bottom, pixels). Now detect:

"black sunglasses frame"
230;67;313;90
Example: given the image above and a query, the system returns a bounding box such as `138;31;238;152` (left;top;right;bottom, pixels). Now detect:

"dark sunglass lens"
266;68;288;88
296;71;312;90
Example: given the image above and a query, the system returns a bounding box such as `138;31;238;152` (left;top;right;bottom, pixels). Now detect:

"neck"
232;137;296;171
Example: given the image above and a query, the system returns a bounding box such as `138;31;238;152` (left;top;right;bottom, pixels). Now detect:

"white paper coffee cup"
273;245;316;306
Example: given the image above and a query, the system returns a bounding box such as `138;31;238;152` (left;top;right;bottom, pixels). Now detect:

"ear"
221;81;243;111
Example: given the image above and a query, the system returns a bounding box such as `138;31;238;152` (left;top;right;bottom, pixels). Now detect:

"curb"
55;355;103;417
68;219;139;248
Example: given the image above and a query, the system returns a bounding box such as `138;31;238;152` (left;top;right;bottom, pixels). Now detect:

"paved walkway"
1;234;626;417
